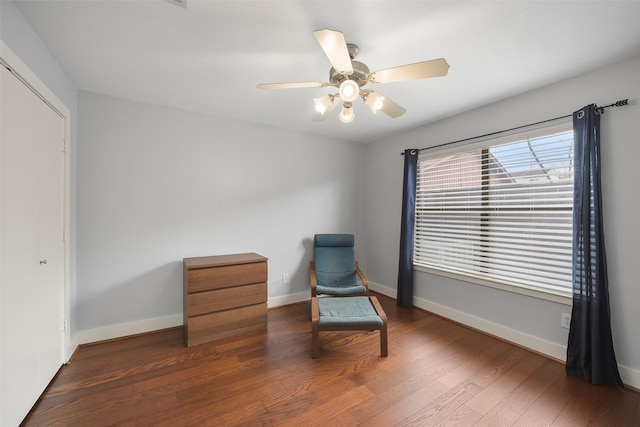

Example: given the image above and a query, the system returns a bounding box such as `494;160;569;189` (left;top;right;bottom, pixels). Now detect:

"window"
414;123;574;298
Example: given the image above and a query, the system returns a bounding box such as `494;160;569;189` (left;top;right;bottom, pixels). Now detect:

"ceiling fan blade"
362;90;406;118
313;29;354;74
257;81;329;90
379;96;407;118
368;58;450;84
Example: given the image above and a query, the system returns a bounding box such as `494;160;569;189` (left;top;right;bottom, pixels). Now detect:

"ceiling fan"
257;29;450;123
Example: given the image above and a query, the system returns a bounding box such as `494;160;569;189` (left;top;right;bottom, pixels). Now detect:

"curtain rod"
401;98;630;155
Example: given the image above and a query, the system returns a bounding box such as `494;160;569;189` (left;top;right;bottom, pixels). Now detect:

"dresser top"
183;252;267;269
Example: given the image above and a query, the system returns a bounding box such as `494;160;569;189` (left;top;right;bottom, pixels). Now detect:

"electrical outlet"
282;273;289;284
561;312;571;329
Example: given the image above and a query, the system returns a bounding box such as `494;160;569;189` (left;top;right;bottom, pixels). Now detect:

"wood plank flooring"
23;294;640;426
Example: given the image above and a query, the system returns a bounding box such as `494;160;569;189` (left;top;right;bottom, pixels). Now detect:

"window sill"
414;264;572;306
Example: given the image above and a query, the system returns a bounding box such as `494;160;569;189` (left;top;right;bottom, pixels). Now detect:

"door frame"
1;40;72;362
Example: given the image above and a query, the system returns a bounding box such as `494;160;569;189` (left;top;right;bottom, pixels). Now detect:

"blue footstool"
311;296;388;358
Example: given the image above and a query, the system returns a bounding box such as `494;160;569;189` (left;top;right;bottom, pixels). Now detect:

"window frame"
413;120;574;305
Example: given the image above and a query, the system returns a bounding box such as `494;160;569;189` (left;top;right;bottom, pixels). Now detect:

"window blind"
414;127;574;295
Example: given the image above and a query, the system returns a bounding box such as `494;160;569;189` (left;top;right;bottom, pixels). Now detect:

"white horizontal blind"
415;127;574;294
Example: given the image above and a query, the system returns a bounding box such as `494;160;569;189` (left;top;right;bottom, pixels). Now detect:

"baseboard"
367;281;640;389
619;365;640;392
75;314;184;346
268;291;310;308
413;295;567;361
354;282;565;359
66;335;80;363
71;292;309;347
369;281;397;299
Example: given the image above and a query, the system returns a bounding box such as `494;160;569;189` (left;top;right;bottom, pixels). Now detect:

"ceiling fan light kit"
338;79;359;102
312;94;341;121
339;102;355;123
313;94;335;114
363;90;385;113
257;29;449;124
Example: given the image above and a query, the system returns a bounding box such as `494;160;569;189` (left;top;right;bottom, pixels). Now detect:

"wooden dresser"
183;253;268;347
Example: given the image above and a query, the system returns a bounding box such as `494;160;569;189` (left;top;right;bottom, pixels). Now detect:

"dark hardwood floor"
23;293;639;426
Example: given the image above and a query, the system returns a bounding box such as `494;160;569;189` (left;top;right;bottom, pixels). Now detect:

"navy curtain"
397;149;418;308
566;104;623;388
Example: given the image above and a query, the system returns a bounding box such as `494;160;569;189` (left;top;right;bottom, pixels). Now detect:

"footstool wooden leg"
380;322;388;357
370;296;388;357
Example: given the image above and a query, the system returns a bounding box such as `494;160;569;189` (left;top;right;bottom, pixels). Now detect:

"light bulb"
338;79;359;103
364;91;385;113
339;103;355;123
313;95;332;114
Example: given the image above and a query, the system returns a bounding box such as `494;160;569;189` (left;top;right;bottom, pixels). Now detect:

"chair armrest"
355;261;369;295
311;296;319;323
311;296;320;358
309;260;318;297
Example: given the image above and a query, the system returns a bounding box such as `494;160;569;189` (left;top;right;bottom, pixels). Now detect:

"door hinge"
62;228;68;242
62;138;68;153
63;318;67;332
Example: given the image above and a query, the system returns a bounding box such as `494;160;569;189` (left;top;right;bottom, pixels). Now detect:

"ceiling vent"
165;0;187;8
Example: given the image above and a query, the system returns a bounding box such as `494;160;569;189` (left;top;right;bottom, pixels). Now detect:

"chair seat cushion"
316;284;367;296
317;296;383;328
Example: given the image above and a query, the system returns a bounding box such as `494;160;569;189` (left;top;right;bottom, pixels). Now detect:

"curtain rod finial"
615;99;629;107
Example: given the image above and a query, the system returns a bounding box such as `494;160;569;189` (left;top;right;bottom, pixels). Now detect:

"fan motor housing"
329;60;370;87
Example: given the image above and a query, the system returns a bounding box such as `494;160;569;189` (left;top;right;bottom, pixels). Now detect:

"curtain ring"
577;110;585;119
410;149;417;155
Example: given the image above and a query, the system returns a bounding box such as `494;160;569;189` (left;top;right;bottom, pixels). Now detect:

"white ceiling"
14;0;640;143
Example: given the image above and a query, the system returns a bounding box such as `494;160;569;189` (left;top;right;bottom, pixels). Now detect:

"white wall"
76;91;367;337
365;56;640;387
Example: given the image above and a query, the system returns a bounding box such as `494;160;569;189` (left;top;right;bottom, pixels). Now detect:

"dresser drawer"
187;261;267;293
187;303;268;346
187;282;267;316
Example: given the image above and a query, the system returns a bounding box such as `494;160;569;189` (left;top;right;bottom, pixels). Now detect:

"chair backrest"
314;234;357;288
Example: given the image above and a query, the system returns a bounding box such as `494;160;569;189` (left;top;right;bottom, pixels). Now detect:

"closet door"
1;64;65;426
